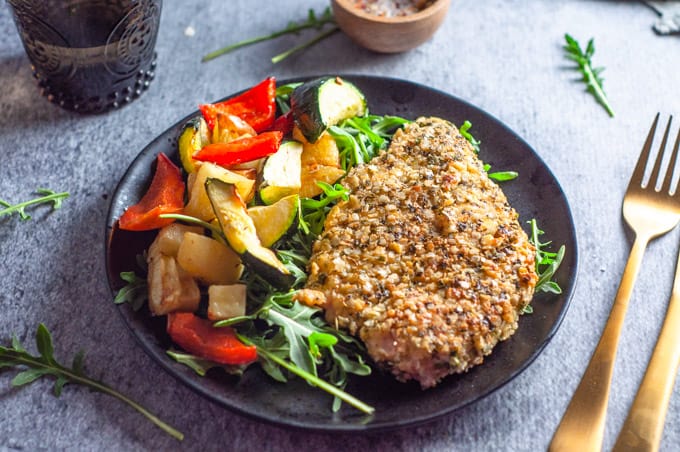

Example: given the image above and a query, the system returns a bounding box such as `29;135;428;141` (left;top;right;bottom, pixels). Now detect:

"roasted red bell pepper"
199;77;276;133
193;131;283;166
118;153;185;231
270;110;294;136
167;313;257;365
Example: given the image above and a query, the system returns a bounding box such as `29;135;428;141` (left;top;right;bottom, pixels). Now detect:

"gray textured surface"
1;0;679;450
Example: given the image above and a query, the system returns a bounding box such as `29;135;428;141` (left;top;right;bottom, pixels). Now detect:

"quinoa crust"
304;117;538;388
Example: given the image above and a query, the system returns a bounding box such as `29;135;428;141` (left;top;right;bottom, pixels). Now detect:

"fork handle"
550;235;650;452
613;282;680;451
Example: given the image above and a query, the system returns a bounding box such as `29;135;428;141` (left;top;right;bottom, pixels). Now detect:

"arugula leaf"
463;122;516;182
563;34;615;117
114;253;149;311
330;115;410;170
159;213;226;245
0;189;69;221
213;280;373;413
238;333;374;414
114;271;147;311
266;303;329;375
270;27;340;64
459;120;481;153
275;82;303;113
277;249;310;287
243;330;289;383
0;324;183;441
309;331;338;358
166;349;245;377
299;182;349;236
227;289;372;401
483;164;519;182
203;8;337;64
529;219;565;294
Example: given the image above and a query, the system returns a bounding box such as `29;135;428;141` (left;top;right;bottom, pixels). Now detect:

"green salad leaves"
218;291;373;413
530;219;566;295
114;254;148;311
329;115;411;170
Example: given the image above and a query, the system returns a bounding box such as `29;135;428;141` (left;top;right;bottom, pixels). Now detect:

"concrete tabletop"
1;0;679;450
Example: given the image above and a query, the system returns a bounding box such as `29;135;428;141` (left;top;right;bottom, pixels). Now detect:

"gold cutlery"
613;118;680;452
550;114;680;452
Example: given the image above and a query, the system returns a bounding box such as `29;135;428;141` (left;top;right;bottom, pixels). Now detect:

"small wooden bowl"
331;0;451;53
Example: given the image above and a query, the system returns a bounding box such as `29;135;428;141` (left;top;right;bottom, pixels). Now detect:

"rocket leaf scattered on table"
203;7;338;64
563;34;615;117
0;189;69;221
0;324;184;441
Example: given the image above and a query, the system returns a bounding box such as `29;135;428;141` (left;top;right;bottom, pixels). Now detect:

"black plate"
105;75;578;432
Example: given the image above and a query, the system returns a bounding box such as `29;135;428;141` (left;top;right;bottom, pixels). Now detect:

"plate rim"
104;73;579;432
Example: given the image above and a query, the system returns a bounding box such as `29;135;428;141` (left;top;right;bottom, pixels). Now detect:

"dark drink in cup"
7;0;162;113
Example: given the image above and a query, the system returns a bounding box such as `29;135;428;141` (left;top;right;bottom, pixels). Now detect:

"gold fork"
613;119;680;452
550;114;680;452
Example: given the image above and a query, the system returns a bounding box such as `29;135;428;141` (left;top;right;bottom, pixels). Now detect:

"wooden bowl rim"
332;0;451;25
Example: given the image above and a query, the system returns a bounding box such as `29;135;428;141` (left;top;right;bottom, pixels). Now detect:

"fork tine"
630;113;660;189
647;116;672;190
661;119;680;194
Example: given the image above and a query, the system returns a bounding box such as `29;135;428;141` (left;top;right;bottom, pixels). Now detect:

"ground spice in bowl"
350;0;436;18
332;0;450;53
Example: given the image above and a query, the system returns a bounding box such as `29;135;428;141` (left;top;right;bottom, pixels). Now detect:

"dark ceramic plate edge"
105;74;579;432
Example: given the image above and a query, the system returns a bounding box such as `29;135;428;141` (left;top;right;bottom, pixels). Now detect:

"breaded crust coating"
305;117;537;388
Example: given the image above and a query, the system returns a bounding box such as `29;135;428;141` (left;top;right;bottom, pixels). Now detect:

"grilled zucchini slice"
178;117;209;173
258;140;303;205
206;178;294;289
290;77;367;143
248;194;299;248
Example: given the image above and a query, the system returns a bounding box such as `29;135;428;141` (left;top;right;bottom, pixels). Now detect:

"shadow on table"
0;54;74;135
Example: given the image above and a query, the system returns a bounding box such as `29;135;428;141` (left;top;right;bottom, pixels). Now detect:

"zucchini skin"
177;117;202;173
291;78;327;143
205;178;294;289
290;77;367;143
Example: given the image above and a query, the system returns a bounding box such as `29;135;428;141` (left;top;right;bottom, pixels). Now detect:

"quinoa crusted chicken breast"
302;117;538;388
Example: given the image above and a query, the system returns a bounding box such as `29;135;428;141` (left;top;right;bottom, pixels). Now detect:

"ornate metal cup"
7;0;162;113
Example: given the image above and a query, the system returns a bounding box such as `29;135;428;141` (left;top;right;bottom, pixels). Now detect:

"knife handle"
550;235;649;452
613;290;680;452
